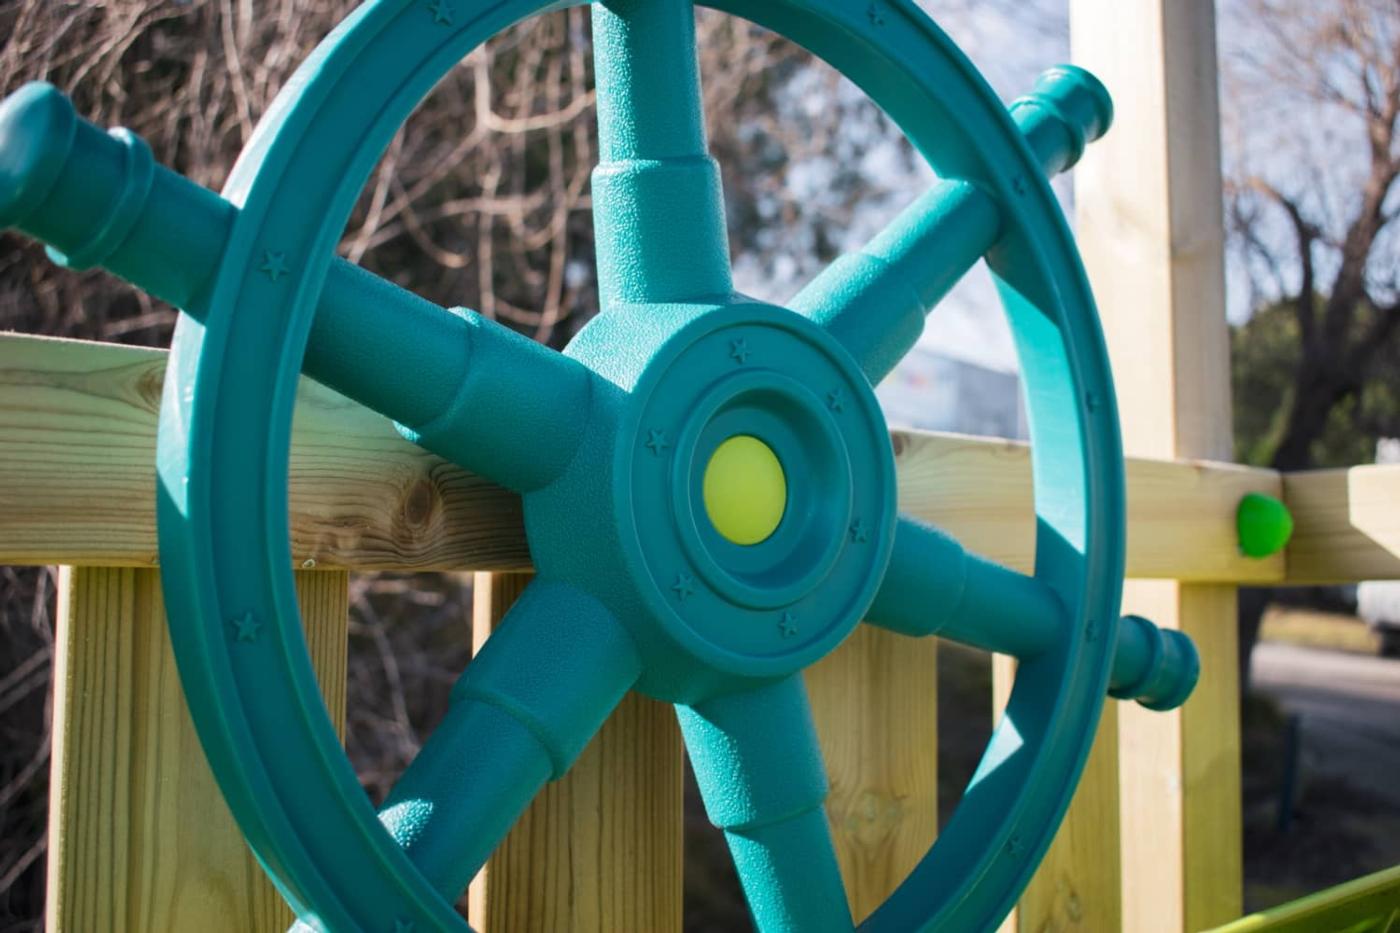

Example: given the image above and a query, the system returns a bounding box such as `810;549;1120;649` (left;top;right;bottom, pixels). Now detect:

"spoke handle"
1009;65;1115;176
0;83;591;490
1109;614;1200;711
791;66;1116;383
0;82;230;309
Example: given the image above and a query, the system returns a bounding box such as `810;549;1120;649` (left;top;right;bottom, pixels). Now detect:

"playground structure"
1;0;1400;930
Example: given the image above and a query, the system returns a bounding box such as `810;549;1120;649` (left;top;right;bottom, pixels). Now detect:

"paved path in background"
1251;641;1400;807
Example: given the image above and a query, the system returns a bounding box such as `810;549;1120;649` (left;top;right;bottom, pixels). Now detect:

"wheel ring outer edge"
152;1;1125;931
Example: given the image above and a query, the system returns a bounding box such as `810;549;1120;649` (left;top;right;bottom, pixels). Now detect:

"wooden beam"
1284;464;1400;583
1072;2;1243;931
0;334;527;572
0;333;1280;583
993;660;1122;933
46;567;347;931
805;626;937;923
467;572;683;932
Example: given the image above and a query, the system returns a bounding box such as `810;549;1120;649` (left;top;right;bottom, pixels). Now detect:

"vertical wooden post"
993;661;1122;931
805;626;937;923
1071;1;1244;930
467;572;683;932
46;567;348;932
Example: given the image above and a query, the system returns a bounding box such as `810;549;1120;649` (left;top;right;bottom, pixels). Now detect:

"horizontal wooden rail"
1283;465;1400;583
0;332;1285;581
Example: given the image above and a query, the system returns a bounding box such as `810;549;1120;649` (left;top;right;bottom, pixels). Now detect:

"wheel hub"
537;301;897;694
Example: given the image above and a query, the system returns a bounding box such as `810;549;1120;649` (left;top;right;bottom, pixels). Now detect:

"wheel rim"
697;5;1125;928
157;3;581;929
147;1;1126;931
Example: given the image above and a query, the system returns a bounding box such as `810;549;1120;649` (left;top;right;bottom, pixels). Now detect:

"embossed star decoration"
645;428;670;456
848;519;870;544
671;572;696;601
826;388;845;412
425;0;453;26
259;249;288;282
778;611;798;638
230;610;262;643
728;338;751;364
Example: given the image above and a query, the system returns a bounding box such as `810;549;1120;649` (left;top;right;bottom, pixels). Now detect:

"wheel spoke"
309;260;596;493
866;516;1065;659
375;579;641;902
678;675;854;933
790;67;1114;384
590;0;731;306
868;516;1200;709
0;84;594;493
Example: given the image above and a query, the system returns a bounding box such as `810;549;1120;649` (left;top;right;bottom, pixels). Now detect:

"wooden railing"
3;329;1398;930
6;1;1399;929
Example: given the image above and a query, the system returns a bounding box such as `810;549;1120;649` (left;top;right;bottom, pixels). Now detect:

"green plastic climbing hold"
1237;492;1295;559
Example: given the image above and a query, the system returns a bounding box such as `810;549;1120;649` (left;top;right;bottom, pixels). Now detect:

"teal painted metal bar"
590;0;731;306
791;66;1114;384
0;83;591;492
678;675;853;933
868;517;1198;710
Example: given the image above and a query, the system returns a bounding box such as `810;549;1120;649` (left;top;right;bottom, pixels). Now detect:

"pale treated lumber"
0;332;1281;583
1284;464;1400;583
895;430;1281;582
993;658;1122;933
805;626;937;923
46;567;347;932
467;572;683;933
1073;0;1244;929
0;334;527;572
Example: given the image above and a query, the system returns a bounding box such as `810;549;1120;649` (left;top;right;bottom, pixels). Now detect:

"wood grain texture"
1180;584;1244;930
467;572;683;933
0;333;1281;582
805;625;937;923
45;567;347;932
993;657;1122;933
1114;581;1245;933
0;334;527;571
1072;0;1244;929
1284;464;1400;583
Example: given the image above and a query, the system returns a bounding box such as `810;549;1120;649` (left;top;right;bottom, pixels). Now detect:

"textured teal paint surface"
0;1;1206;930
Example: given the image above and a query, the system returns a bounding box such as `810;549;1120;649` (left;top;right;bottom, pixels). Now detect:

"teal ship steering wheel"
0;0;1199;929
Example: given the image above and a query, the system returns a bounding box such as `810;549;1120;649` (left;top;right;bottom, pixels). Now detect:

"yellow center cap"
702;435;787;546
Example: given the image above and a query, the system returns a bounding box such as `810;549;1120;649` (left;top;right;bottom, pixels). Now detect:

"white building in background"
877;343;1027;439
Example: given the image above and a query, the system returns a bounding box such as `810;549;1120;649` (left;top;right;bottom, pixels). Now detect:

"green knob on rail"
1236;491;1294;559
